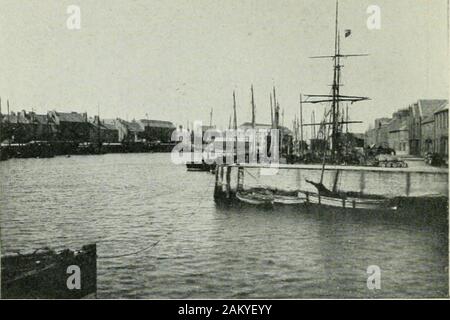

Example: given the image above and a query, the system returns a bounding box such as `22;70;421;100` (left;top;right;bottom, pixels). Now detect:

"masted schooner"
233;0;398;211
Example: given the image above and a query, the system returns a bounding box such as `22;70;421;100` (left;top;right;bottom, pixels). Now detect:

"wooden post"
226;166;232;198
406;172;411;196
220;165;225;191
332;169;340;193
237;167;244;191
214;165;219;197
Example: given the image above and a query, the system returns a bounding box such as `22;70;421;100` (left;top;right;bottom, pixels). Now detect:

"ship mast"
251;85;256;129
331;0;340;156
299;94;304;154
232;91;238;131
209;108;213;127
301;0;369;162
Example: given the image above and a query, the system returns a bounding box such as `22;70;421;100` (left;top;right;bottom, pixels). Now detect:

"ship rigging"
301;0;370;161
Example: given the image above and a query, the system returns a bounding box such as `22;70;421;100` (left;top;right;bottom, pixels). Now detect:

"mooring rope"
244;168;273;190
97;240;161;259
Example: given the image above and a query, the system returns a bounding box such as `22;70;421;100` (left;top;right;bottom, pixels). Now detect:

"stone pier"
215;164;448;198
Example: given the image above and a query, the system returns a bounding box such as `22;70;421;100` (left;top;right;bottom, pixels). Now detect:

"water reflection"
0;154;447;298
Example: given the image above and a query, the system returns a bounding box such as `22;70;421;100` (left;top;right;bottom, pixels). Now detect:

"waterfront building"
374;118;390;148
1;110;56;143
409;99;448;156
103;118;127;142
434;102;449;157
138;119;176;143
48;111;90;142
29;112;57;141
365;100;448;157
421;114;435;155
112;119;145;142
387;109;410;155
88;116;119;144
101;121;120;143
0;110;32;142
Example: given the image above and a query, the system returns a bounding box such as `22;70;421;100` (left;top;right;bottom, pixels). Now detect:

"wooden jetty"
1;244;96;299
214;163;448;212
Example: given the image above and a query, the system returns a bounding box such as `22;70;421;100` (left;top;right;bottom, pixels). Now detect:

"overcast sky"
0;0;448;133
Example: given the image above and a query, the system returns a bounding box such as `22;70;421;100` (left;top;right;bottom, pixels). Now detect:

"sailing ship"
186;108;218;172
233;0;397;211
297;0;396;210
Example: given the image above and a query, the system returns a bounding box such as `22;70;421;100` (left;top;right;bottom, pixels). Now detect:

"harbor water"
0;153;448;298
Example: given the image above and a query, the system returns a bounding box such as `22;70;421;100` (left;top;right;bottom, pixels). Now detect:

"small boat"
273;193;305;205
186;160;216;172
236;190;274;206
302;192;397;211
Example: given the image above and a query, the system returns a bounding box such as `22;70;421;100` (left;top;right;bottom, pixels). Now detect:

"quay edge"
214;164;448;210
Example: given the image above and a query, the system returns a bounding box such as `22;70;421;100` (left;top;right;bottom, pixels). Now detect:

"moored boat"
273;193;305;205
302;191;397;211
236;190;274;206
186;160;216;172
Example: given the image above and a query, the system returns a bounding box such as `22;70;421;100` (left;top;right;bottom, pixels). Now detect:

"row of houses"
365;99;448;157
0;110;176;144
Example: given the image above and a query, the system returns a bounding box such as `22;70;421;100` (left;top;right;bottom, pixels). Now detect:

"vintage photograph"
0;0;448;300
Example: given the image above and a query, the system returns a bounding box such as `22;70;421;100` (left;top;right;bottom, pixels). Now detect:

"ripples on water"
0;153;448;298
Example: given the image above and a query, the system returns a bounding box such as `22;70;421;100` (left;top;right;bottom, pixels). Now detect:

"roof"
374;118;391;127
417;99;448;118
54;111;86;123
139;119;176;129
1;112;29;124
388;116;409;132
102;122;117;131
123;120;144;132
102;119;117;126
434;101;449;114
421;115;435;125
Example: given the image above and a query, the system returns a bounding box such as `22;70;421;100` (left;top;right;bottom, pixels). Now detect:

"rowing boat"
302;192;397;210
273;193;305;205
236;191;274;206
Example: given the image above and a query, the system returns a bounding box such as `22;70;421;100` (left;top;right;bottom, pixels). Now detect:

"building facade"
48;111;90;142
387;109;410;155
434;102;448;157
88;116;119;144
409;99;448;156
138;119;176;143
